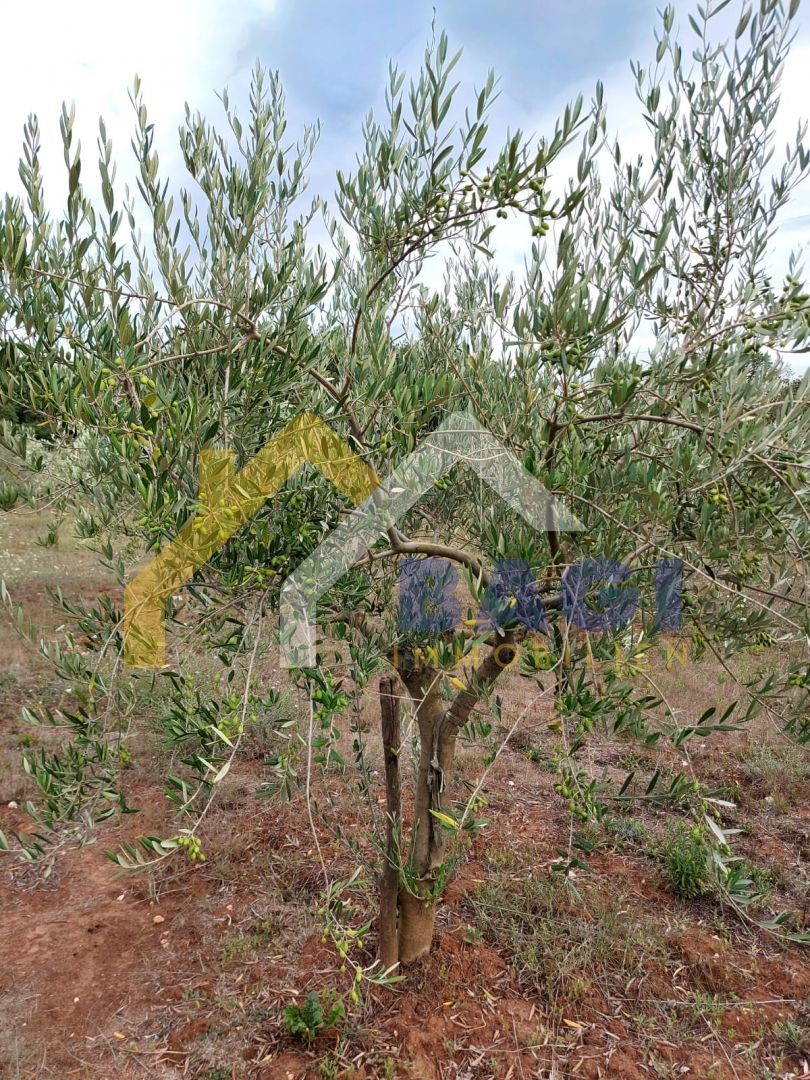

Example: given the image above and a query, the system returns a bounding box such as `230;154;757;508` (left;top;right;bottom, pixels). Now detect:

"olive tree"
0;0;808;970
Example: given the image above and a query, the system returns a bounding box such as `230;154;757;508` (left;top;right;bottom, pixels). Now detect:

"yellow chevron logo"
123;412;377;667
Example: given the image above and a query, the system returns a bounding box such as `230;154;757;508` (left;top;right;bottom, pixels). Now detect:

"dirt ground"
0;509;808;1079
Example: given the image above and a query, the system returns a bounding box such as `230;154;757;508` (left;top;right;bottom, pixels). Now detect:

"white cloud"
0;0;277;203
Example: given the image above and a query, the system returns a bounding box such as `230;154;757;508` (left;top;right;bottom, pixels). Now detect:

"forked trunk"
378;641;514;966
378;665;449;966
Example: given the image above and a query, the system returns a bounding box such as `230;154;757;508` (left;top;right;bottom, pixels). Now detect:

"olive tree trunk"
379;640;515;966
378;676;401;970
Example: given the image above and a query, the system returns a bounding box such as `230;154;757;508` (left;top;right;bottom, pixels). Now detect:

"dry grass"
738;740;809;807
465;849;669;1004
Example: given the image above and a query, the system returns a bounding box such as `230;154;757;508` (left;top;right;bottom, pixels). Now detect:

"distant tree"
0;0;808;969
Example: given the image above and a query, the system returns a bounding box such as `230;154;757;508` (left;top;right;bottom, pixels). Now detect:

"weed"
657;822;709;900
773;1018;809;1058
688;991;725;1019
617;749;646;770
605;816;649;845
284;990;344;1042
739;860;776;901
220;917;282;964
573;820;605;853
0;670;17;694
318;1049;341;1078
484;846;523;871
523;746;555;769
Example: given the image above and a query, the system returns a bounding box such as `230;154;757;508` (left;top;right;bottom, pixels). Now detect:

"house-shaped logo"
279;411;582;667
123;409;582;669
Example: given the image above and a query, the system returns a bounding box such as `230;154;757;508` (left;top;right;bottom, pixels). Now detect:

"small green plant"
318;1055;336;1079
220;917;279;963
514;735;554;769
605;816;649;845
284;991;345;1043
658;822;709;900
739;860;776;901
573;820;605;853
0;482;18;511
773;1018;809;1059
318;1046;352;1079
35;521;59;547
688;991;725;1019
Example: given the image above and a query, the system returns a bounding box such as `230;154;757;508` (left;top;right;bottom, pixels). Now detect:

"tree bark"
378;676;401;970
397;888;437;963
386;637;517;963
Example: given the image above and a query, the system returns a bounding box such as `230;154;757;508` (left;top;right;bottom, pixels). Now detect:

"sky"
0;0;808;371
